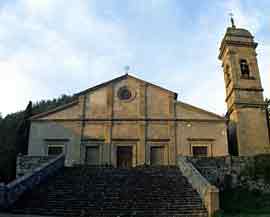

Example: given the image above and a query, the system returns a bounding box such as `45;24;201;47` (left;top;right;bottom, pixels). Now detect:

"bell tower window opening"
240;59;250;78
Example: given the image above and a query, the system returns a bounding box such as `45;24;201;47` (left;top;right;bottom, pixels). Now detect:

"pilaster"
105;84;113;165
138;82;147;165
169;94;176;165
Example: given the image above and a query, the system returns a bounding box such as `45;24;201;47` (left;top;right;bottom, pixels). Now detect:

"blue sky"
0;0;269;117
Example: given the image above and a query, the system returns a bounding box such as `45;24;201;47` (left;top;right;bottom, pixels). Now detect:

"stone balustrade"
0;154;65;209
177;156;219;217
187;155;270;193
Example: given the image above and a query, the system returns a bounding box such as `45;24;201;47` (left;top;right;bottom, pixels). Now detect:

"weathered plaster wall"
84;123;105;140
113;77;140;118
147;123;169;140
28;121;81;166
236;108;269;155
177;121;228;157
85;88;107;119
147;85;170;118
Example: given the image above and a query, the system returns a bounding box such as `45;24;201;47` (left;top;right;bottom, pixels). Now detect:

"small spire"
229;13;236;28
124;65;130;74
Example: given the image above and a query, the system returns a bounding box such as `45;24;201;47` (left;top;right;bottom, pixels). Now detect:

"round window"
117;86;132;100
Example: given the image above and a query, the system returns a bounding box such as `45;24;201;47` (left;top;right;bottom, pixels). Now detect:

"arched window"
240;59;250;78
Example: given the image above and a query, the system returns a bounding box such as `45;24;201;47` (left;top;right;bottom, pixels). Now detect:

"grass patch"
215;188;270;216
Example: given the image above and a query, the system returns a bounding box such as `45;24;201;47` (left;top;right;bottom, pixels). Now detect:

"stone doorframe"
146;143;169;165
81;141;104;165
111;142;138;167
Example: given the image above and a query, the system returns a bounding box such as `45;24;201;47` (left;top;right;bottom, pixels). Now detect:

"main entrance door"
85;146;99;165
150;147;164;165
117;146;132;168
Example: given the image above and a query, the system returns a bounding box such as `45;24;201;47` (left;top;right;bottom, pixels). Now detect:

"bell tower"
219;20;270;155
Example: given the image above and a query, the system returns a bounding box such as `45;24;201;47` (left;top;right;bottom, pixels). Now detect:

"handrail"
177;156;219;217
0;154;65;208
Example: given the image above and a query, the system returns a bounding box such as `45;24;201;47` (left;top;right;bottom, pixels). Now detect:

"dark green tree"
16;101;33;155
0;94;75;183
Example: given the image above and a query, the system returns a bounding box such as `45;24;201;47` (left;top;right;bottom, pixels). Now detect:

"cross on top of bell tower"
229;13;236;28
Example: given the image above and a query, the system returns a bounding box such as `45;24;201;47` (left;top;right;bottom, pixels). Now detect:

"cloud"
0;0;269;117
0;0;132;116
223;0;263;32
223;0;270;98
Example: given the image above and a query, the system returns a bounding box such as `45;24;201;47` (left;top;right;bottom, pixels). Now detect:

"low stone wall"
177;156;219;217
16;155;55;178
0;154;65;209
187;155;270;193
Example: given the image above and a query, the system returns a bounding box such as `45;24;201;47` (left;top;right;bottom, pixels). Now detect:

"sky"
0;0;269;117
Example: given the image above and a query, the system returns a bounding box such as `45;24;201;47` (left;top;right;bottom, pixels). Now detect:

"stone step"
10;166;208;217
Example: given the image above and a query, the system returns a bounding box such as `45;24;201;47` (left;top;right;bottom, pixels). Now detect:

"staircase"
9;166;208;217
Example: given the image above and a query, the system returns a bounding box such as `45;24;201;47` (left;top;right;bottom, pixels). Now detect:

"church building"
27;22;269;167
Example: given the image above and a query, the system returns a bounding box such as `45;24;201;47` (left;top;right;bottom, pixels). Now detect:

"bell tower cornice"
218;27;258;60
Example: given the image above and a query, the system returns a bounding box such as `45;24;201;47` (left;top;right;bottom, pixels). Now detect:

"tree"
0;94;75;183
16;101;32;155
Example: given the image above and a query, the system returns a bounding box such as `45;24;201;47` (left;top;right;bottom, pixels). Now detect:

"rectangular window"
192;146;208;157
48;145;64;156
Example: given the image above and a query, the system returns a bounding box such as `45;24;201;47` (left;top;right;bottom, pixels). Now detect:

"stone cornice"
225;87;264;102
227;102;267;116
31;118;226;123
219;40;258;60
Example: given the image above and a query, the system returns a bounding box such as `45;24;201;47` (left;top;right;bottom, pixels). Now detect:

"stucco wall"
147;85;170;118
236;108;269;155
113;77;140;118
28;121;81;166
177;121;228;157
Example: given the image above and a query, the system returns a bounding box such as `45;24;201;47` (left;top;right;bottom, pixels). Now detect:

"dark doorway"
85;146;100;165
150;147;164;165
117;146;132;168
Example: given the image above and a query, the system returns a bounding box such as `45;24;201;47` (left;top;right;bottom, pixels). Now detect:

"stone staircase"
9;166;208;217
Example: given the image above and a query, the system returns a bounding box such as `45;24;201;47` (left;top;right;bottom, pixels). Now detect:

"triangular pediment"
75;74;177;98
31;74;178;120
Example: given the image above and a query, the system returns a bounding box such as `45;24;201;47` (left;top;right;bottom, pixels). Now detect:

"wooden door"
117;146;132;168
85;146;100;165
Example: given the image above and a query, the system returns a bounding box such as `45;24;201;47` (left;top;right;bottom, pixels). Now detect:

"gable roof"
30;74;178;120
30;100;79;120
75;73;178;99
176;101;225;120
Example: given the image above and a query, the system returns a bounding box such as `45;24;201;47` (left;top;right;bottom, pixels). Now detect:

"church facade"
27;24;269;167
29;74;228;167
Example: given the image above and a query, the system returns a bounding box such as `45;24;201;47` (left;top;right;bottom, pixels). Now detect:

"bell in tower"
218;18;270;156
